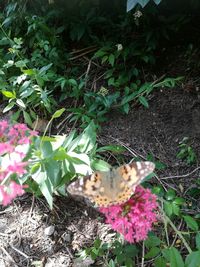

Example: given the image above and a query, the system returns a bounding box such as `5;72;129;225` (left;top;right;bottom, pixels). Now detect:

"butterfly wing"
67;161;155;207
118;161;155;187
112;161;155;205
67;171;103;201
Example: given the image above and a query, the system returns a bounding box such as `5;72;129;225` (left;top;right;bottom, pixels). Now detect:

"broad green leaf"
102;55;108;64
183;215;199;231
172;203;180;216
1;90;16;98
40;136;56;142
145;235;161;248
96;145;125;153
16;99;26;109
164;201;173;217
108;259;116;267
45;161;61;187
15;60;28;68
144;247;160;259
54;148;68;161
108;54;115;67
122;103;130;114
165;189;176;200
67;152;91;175
23;110;32;126
68;79;78;86
173;197;185;205
121;92;137;105
40;178;53;209
169;247;184;267
185;250;200;267
11;110;21;121
91;159;111;171
22;69;35;75
52;108;66;119
68;121;96;153
195;232;200;249
139;96;149;108
155;257;167;267
41;141;53;158
3;102;15;113
51;135;70;150
39;63;53;74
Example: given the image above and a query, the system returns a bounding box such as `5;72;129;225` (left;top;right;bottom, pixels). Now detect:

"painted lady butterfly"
67;161;155;207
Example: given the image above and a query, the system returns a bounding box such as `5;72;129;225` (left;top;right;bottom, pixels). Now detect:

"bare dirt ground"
1;48;200;267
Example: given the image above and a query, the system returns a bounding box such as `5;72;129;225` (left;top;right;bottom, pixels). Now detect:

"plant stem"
158;204;192;254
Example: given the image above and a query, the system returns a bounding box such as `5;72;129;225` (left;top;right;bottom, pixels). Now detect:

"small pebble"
44;225;55;236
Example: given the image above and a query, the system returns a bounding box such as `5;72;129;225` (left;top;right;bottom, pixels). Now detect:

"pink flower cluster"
99;186;158;243
0;120;37;206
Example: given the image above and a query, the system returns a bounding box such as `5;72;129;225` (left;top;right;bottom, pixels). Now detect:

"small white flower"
116;44;123;51
133;10;142;19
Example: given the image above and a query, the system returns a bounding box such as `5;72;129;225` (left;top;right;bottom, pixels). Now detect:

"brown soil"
1;49;200;267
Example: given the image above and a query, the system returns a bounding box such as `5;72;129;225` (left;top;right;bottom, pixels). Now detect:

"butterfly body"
67;161;155;207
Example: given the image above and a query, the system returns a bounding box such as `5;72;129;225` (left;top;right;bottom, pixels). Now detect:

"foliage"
177;137;197;165
0;1;199;266
0;1;187;128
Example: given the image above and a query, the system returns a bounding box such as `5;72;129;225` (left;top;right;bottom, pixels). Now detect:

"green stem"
158;204;192;254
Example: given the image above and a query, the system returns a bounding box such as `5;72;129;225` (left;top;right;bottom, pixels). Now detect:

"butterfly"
67;161;155;207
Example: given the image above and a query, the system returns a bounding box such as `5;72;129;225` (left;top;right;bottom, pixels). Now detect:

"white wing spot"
79;178;84;186
136;162;142;170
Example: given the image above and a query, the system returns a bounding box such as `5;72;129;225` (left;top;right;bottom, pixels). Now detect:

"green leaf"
173;197;185;205
183;215;199;231
16;99;26;109
52;108;66;119
145;234;161;248
96;145;125;153
22;69;35;76
122;103;130;114
23;110;32;127
41;141;53;158
1;90;16;98
91;159;111;171
45;160;61;187
169;247;184;267
145;247;160;259
40;178;53;209
138;96;149;108
39;63;53;74
172;203;180;216
11;110;21;121
195;233;200;249
155;257;167;267
164;201;173;217
108;54;115;67
185;250;200;267
108;259;116;267
102;55;108;64
3;102;15;113
165;189;176;200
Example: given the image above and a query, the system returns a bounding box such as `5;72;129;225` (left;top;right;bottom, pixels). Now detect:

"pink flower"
0;182;26;206
0;120;8;138
99;186;158;243
7;162;27;175
0;121;36;206
0;143;13;154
